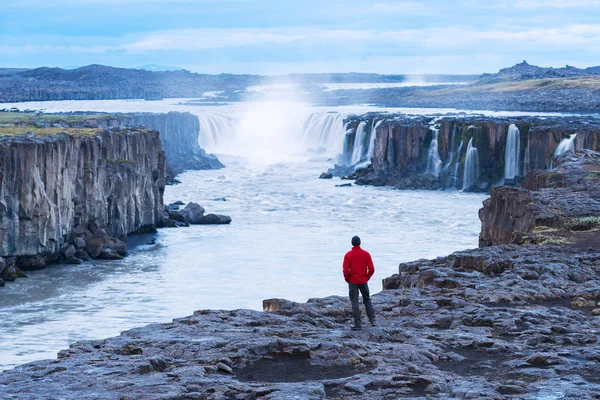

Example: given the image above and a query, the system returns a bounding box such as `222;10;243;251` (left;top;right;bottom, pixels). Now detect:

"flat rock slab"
1;244;600;399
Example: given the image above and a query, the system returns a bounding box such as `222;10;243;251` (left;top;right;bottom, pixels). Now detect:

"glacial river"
0;99;493;370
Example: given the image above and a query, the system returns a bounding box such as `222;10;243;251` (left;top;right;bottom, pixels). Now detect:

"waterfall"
462;138;479;190
444;125;459;172
504;124;520;180
198;114;237;150
425;127;442;177
366;120;383;162
554;133;577;157
350;122;367;165
195;110;348;160
550;133;577;169
453;141;464;188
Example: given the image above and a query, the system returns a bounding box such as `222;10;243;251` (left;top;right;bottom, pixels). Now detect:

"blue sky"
1;0;599;74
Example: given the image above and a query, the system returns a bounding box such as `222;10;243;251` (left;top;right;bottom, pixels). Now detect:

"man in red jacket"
343;236;376;330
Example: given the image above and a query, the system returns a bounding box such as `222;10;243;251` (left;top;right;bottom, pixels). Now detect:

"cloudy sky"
1;0;599;74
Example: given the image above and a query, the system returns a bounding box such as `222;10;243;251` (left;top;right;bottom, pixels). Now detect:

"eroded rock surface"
1;241;599;399
480;150;600;246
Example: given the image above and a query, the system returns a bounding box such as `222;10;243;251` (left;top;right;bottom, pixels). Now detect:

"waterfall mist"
192;87;348;163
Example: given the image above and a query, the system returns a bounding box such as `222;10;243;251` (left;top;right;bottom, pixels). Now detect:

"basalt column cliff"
339;114;600;192
0;119;166;271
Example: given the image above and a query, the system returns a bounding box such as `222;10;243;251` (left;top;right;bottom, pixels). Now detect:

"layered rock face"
0;128;166;267
345;114;600;191
479;149;600;246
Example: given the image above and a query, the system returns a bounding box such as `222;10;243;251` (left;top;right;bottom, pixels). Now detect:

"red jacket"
343;246;374;284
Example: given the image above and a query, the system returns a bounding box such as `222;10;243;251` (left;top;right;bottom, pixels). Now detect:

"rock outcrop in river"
338;114;600;192
1;151;599;398
0;119;166;272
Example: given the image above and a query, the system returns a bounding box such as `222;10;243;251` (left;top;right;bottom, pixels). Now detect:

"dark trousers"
349;282;376;327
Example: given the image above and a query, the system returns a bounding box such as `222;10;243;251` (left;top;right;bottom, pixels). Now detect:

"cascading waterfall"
453;141;464;188
198;114;237;150
350;122;367;165
462;138;479;190
504;124;520;180
425;127;442;177
195;109;348;160
554;133;577;157
366;120;383;162
550;133;577;169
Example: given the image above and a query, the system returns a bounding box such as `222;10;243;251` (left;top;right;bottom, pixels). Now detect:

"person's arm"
343;254;350;282
367;253;375;279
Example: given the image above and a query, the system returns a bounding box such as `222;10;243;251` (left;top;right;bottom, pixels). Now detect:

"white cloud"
515;0;600;8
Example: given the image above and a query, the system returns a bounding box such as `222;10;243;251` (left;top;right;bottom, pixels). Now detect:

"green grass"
0;111;142;137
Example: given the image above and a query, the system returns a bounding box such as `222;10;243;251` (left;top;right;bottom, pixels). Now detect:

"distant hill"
0;68;29;78
136;64;184;72
477;61;600;84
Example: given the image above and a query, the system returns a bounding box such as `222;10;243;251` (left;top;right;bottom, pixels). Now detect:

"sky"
1;0;599;75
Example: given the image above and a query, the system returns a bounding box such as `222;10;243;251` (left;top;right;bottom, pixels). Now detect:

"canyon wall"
343;114;600;191
0;128;166;266
86;112;223;179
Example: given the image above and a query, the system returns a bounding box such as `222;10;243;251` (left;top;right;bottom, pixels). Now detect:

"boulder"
85;237;105;259
319;172;333;179
74;237;87;249
65;257;83;265
105;239;127;256
2;265;27;281
16;255;47;270
74;249;92;261
196;214;232;225
98;248;124;260
181;202;206;224
0;277;4;287
62;245;76;260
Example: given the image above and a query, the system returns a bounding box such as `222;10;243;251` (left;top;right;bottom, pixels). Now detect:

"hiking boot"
351;325;362;331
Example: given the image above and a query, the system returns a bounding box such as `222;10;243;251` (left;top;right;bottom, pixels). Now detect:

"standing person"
343;236;376;330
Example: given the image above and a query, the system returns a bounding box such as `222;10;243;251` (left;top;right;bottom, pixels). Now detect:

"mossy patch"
564;217;600;232
0;127;103;136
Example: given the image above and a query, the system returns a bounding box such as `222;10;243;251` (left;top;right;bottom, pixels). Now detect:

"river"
0;99;491;370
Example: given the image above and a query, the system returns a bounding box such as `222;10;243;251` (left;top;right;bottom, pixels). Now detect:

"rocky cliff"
0;124;166;269
479;149;600;247
342;114;600;192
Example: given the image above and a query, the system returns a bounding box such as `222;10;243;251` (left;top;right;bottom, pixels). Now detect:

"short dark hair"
351;236;361;246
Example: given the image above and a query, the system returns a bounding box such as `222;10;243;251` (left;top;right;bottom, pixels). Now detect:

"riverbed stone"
98;248;124;260
196;214;232;225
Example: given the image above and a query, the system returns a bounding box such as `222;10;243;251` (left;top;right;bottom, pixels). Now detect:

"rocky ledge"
1;152;599;399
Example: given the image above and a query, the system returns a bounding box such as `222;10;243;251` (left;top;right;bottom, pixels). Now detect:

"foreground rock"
1;241;599;399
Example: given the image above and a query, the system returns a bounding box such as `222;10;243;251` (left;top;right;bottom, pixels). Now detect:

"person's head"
351;236;361;247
